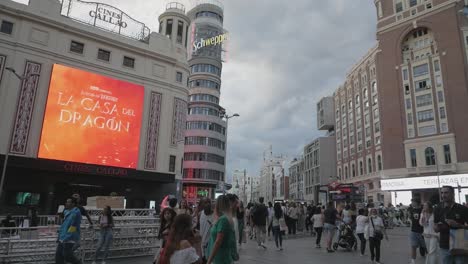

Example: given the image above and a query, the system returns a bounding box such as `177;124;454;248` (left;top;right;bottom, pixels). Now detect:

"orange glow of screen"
38;64;144;169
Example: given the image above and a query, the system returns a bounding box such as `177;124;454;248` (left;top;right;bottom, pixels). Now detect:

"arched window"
355;95;360;105
363;88;368;100
352;164;356;177
359;161;363;175
345;166;349;179
372;82;377;94
338;168;342;180
368;158;372;173
425;147;436;166
377;155;382;171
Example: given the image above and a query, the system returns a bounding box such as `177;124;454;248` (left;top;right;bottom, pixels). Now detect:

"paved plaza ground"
105;227;428;264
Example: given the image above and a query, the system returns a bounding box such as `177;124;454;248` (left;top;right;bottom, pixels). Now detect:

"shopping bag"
279;218;288;233
449;229;468;256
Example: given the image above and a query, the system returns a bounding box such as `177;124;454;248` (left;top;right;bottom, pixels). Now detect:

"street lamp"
0;68;40;199
220;113;239;194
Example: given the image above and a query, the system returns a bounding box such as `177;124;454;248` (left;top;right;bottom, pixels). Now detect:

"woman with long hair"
160;214;200;264
356;208;369;256
312;207;324;248
271;202;284;250
159;208;177;248
206;195;237;264
419;202;438;264
92;206;114;264
367;208;388;264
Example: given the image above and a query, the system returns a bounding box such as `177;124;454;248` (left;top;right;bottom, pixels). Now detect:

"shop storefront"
381;174;468;205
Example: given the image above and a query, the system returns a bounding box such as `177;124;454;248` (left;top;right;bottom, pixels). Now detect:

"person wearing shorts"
323;202;340;253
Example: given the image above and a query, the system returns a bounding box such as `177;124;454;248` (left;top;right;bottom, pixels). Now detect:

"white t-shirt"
170;247;199;264
368;216;384;238
342;209;352;224
312;214;323;228
199;211;214;257
356;215;368;234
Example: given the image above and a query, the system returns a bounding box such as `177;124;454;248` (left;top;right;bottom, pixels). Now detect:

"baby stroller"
333;223;357;251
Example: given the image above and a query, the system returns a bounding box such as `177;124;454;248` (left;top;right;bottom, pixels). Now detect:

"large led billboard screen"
38;64;144;168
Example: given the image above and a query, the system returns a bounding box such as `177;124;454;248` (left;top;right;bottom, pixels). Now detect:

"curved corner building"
183;1;227;203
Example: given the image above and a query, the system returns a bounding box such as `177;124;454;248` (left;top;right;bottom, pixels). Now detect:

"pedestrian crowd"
20;185;465;264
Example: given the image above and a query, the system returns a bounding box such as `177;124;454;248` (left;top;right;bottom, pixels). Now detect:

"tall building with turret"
182;1;228;203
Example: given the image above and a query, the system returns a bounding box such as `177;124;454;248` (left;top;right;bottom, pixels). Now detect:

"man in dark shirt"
71;194;93;227
434;186;468;264
408;198;427;264
323;202;340;253
252;197;269;249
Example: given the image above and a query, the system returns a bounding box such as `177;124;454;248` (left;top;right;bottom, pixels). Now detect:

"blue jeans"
95;229;113;261
55;242;81;264
439;248;467;264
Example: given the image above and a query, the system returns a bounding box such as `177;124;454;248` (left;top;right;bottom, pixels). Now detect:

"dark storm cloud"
12;0;377;180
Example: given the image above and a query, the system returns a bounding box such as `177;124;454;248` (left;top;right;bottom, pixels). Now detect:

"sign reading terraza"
381;174;468;191
89;7;127;28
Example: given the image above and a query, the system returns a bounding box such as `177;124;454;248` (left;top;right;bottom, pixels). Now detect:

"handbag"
371;217;384;241
279;217;288;232
449;229;468;256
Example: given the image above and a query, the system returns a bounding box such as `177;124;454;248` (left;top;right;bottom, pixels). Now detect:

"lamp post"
220;113;239;194
0;68;40;199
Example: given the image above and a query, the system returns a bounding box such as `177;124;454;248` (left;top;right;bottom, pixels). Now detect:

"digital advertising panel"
38;64;144;169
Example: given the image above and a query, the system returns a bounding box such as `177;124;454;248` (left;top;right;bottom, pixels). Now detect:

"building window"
176;20;184;44
176;72;183;83
407;113;413;125
352;164;356;177
70;41;84;54
436;75;442;87
419;125;436;136
437;91;444;103
375;136;381;145
363;88;368;100
408;128;415;138
415;79;431;92
396;2;404;12
371;82;377;94
425;147;435;166
345;166;349;179
373;95;378;106
366;140;372;148
417;109;434;123
123;56;135;68
166;19;173;38
403;69;408;80
440;107;446;119
441;123;448;133
365;127;371;138
410;149;417;167
374;122;380;133
367;158;372;174
359;161;363;175
434;60;440;72
355;95;360;105
169;155;176;172
365;114;369;125
338;168;342;180
97;49;111;61
409;0;418;7
0;20;14;35
405;84;410;95
416;94;433;107
413;64;429;77
377;155;382;171
406;98;412;109
444;145;451;164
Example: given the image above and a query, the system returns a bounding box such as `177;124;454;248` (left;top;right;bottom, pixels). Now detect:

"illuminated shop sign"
381;174;468;191
38;64;144;169
192;33;228;52
60;0;150;41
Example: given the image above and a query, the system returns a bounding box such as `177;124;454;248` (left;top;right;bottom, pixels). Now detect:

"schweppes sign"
193;33;228;52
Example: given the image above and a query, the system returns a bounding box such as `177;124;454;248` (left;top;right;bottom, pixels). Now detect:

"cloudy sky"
15;0;378;181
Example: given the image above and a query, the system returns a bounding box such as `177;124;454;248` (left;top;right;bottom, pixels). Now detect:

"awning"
381;174;468;191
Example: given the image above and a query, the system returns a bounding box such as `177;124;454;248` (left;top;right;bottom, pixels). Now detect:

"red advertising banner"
38;64;144;168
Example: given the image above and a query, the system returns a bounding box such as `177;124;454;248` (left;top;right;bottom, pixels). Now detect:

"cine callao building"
182;1;229;203
0;0;192;214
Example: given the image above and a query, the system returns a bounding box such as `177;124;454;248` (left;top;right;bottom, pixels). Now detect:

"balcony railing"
166;2;186;12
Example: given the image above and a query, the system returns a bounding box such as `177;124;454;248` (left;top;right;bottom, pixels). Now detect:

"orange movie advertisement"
38;64;144;169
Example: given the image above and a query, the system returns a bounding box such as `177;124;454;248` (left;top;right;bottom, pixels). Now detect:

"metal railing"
166;2;186;12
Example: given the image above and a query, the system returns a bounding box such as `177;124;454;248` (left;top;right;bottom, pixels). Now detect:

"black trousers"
55;242;82;264
369;237;381;262
314;227;323;245
357;233;366;255
290;219;297;234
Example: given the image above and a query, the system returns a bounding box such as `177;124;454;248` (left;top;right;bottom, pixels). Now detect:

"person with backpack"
252;197;269;249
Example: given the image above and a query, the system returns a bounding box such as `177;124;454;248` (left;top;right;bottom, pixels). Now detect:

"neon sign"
192;33;228;52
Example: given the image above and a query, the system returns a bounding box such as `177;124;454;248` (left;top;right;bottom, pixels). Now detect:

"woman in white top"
311;207;324;248
367;208;388;264
419;202;438;264
355;208;369;256
160;214;200;264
